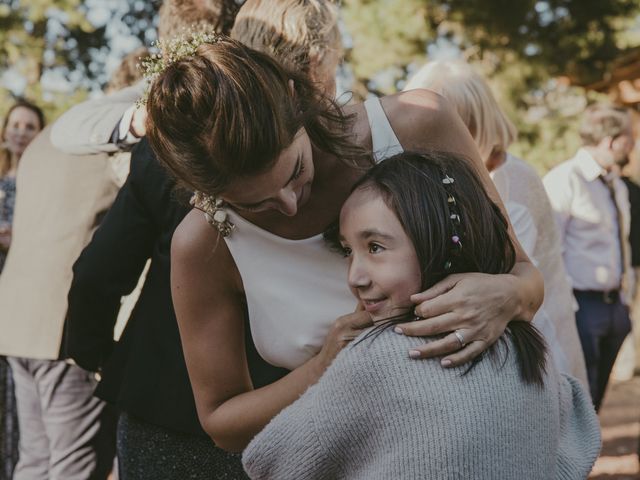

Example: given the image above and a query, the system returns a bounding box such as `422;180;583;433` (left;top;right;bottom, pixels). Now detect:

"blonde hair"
106;47;151;93
579;103;630;146
405;60;517;161
230;0;340;75
157;0;239;40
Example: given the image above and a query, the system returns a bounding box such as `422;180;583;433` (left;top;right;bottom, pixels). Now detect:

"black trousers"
574;291;631;411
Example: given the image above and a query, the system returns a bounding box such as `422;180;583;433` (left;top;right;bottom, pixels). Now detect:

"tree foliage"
342;0;640;170
2;0;640;171
0;0;160;121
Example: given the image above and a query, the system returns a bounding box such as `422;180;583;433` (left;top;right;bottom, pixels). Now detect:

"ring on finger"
453;330;466;348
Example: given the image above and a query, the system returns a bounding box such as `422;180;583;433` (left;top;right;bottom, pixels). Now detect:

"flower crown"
137;27;222;106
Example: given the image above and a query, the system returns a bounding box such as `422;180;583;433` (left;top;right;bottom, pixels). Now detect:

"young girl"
242;152;600;480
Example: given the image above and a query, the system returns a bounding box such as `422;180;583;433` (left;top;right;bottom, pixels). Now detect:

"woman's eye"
340;245;352;257
292;162;305;180
368;243;384;254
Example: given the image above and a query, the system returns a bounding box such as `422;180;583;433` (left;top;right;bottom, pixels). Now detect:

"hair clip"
442;175;455;185
191;191;235;237
441;170;463;270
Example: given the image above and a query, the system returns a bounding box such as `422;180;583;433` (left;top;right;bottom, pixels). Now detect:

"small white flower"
213;210;227;223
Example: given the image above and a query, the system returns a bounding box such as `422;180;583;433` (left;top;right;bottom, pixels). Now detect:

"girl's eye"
340;245;352;257
368;243;384;254
292;162;305;180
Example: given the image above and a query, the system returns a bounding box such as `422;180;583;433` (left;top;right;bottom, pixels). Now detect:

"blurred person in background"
405;60;589;389
0;50;148;480
59;1;342;478
544;103;635;411
0;100;45;264
0;99;44;480
50;0;240;156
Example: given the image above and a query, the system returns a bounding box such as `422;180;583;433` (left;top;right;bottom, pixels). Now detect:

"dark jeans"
117;412;248;480
574;291;631;411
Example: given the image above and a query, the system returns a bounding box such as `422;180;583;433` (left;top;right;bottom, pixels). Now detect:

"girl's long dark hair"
327;151;547;386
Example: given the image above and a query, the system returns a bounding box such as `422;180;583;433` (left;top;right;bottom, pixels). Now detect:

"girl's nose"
348;256;370;290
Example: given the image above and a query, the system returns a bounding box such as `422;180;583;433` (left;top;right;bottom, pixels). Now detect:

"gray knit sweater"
242;329;601;479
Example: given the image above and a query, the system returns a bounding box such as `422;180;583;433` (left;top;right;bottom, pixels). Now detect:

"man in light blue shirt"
544;103;634;411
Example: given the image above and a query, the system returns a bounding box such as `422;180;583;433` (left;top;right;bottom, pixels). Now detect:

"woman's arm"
171;210;370;452
384;89;544;366
50;82;144;155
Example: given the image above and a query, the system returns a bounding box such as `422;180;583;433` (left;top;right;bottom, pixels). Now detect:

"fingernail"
409;350;421;359
441;359;452;367
394;326;403;334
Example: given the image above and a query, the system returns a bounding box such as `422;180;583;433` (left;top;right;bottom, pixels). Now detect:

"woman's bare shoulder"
171;209;242;293
381;89;476;157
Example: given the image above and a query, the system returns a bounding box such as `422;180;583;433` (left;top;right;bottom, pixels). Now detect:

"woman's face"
339;187;422;321
221;128;314;217
3;106;42;158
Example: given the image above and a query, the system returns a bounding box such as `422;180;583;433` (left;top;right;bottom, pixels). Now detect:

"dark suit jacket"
623;176;640;267
62;139;287;436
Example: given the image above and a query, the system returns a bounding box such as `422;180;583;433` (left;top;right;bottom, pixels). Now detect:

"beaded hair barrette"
442;173;462;271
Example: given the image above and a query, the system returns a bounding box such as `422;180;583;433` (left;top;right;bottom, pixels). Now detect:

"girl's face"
220;128;314;217
339;187;422;321
3;106;42;158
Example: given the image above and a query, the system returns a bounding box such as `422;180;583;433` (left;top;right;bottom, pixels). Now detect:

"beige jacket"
0;125;120;359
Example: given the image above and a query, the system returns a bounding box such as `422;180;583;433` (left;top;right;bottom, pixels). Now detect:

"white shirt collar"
574;148;607;182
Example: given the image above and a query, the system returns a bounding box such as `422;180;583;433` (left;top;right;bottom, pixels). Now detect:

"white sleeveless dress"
223;98;403;369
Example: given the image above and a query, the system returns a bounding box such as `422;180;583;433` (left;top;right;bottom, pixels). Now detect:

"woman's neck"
7;152;20;176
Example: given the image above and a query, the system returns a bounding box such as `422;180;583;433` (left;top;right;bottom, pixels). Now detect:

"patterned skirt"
117;412;249;479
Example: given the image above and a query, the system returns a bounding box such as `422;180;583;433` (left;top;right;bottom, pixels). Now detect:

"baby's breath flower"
137;26;222;107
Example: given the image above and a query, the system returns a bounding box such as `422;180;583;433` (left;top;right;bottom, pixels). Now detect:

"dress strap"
364;97;403;164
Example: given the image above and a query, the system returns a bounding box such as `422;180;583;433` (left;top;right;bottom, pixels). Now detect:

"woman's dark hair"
146;36;367;196
329;151;547;385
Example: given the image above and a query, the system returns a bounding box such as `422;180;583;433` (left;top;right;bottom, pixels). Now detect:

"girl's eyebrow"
339;229;395;242
358;229;394;241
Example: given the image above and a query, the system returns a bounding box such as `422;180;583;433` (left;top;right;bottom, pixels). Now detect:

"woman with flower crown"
144;34;545;452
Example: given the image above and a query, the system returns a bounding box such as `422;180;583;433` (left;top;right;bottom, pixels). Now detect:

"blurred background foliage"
2;0;640;171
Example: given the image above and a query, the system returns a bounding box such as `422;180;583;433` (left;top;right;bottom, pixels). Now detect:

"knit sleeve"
555;374;601;479
241;384;338;480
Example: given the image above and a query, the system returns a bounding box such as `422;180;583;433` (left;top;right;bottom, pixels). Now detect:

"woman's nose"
276;188;298;217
